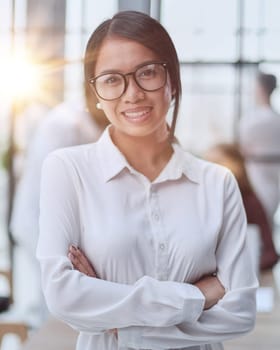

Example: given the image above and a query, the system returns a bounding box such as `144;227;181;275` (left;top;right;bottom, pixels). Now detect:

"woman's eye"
139;68;156;78
101;75;122;85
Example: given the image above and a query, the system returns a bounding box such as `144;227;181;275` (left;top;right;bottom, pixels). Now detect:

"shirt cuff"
118;326;143;349
118;285;205;349
181;284;205;323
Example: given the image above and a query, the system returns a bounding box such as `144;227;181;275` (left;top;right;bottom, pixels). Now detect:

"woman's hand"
68;245;98;278
194;274;225;310
108;328;118;339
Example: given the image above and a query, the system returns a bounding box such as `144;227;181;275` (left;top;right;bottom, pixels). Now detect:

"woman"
205;143;279;271
37;11;258;350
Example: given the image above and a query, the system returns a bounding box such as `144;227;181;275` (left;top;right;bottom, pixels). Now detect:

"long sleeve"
10;110;82;255
117;172;258;349
37;154;205;334
10;120;60;255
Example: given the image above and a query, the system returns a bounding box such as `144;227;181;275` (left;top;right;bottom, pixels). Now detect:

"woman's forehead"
94;37;159;74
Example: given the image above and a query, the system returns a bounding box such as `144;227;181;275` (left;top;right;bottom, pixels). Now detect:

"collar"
96;126;131;182
158;142;200;184
96;126;201;184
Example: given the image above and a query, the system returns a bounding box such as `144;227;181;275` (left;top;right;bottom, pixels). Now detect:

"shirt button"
159;243;165;250
153;212;159;221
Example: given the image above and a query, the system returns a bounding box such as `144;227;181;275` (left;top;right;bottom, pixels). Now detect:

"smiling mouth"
123;107;151;121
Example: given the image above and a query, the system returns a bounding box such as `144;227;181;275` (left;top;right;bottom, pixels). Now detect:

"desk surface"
21;317;77;350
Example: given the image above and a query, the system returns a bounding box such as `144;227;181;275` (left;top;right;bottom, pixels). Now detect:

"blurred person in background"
205;143;279;271
10;83;109;327
239;72;280;228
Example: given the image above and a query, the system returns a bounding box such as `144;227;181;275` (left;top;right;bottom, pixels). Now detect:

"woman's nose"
123;75;145;102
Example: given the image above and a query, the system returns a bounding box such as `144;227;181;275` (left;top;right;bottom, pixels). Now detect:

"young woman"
37;11;258;350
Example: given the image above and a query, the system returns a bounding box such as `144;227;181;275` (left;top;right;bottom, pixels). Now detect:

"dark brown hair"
257;72;277;97
84;11;181;137
207;143;253;194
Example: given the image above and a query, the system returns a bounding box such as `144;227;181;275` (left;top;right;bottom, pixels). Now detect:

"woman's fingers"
68;245;98;278
108;328;118;339
68;251;87;274
70;245;92;270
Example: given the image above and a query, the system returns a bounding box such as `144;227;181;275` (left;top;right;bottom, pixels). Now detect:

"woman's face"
93;37;173;140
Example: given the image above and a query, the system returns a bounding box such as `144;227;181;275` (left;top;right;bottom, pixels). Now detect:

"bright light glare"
0;51;42;101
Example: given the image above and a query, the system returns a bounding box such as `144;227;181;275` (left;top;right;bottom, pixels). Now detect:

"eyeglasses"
89;61;167;101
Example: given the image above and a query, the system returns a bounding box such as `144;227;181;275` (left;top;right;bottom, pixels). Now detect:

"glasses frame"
88;61;168;101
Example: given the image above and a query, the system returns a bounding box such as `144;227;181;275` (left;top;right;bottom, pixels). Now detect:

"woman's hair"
83;81;110;129
257;72;277;97
84;11;181;137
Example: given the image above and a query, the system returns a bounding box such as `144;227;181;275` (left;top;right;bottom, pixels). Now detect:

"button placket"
152;212;160;222
157;239;169;280
149;186;169;280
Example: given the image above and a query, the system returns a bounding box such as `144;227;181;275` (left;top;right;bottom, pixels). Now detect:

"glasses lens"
135;63;166;91
94;73;125;100
90;63;167;100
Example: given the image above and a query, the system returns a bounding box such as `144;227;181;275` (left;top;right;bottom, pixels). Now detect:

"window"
64;0;118;100
161;0;238;62
161;0;280;153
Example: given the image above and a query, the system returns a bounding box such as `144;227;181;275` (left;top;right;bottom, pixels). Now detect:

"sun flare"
0;51;43;102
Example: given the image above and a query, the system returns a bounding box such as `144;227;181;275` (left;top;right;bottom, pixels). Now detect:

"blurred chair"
0;269;28;347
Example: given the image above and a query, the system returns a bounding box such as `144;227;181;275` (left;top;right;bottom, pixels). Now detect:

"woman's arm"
69;245;225;344
68;246;225;311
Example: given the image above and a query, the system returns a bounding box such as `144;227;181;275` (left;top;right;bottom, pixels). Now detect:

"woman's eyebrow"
95;69;122;76
95;60;159;76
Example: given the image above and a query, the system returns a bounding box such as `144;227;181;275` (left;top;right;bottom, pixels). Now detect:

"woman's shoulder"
178;147;233;183
181;150;240;201
43;142;99;172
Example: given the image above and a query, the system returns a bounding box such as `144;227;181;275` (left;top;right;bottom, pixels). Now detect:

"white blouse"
37;127;258;350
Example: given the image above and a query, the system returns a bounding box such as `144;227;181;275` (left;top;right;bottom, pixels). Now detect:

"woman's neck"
110;126;174;181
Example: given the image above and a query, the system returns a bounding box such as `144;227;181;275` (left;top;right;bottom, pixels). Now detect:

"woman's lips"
122;107;152;122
